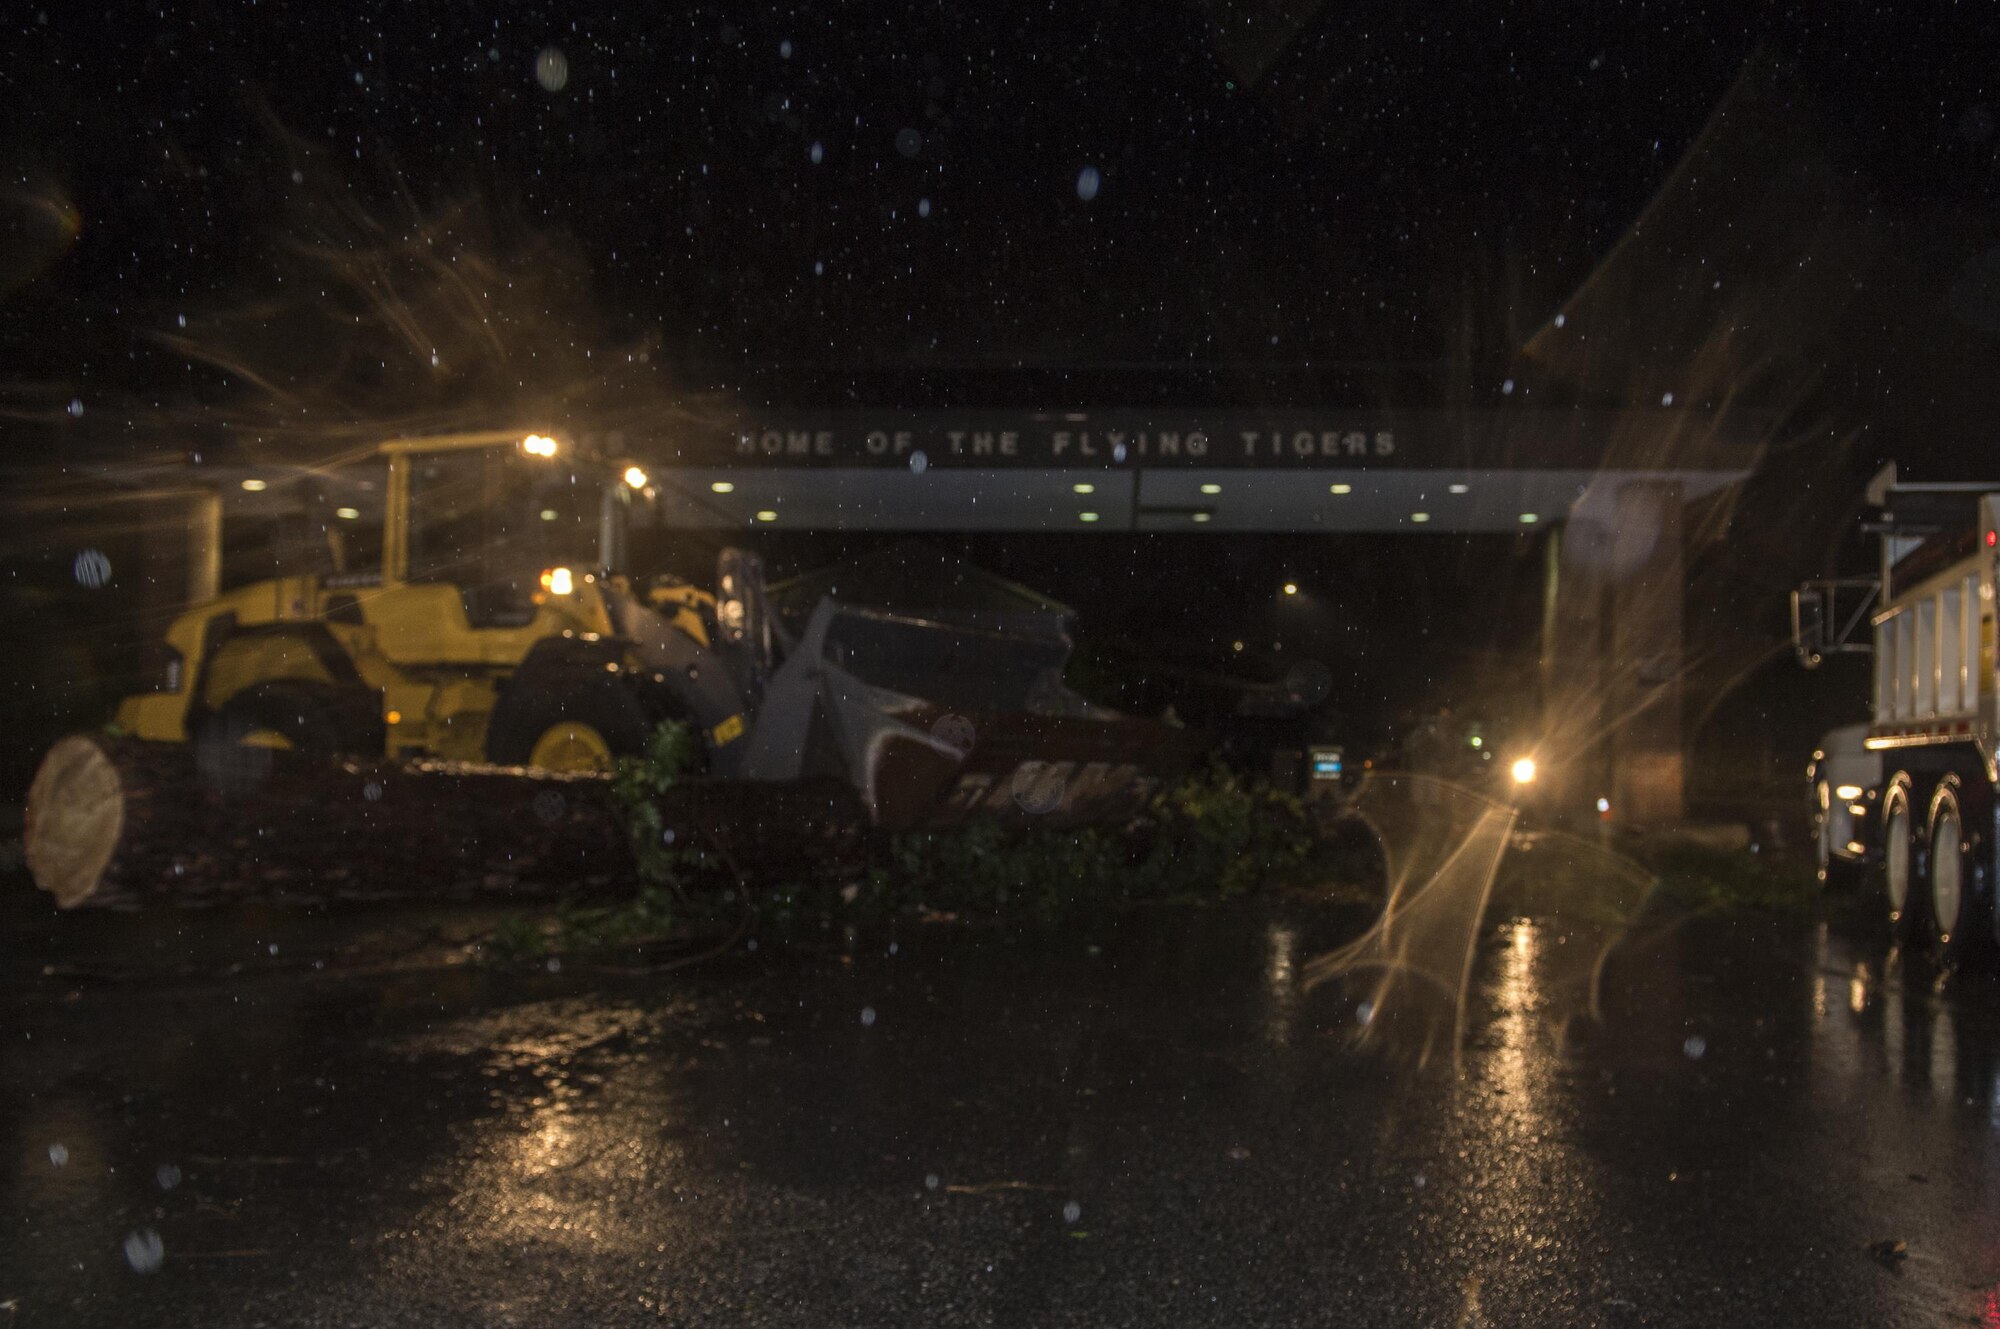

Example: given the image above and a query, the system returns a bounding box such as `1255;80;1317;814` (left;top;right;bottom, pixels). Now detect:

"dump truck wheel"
194;683;352;796
485;683;648;773
1881;785;1927;943
1927;784;1994;967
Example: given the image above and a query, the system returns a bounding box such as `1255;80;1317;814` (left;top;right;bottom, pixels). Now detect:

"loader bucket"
737;596;1206;830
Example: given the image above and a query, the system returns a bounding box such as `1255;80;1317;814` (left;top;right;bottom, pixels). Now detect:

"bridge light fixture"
1200;483;1222;495
711;481;735;494
1329;483;1352;495
1073;482;1095;494
755;509;779;523
1410;512;1431;523
1519;512;1539;524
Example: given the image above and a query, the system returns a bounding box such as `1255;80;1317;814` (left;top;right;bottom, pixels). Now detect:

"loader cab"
382;433;624;627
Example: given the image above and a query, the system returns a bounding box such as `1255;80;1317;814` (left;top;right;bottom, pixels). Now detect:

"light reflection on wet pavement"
3;893;1997;1327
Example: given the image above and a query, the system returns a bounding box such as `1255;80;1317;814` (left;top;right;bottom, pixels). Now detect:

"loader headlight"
1834;784;1864;800
622;465;649;490
1510;756;1538;785
521;433;560;458
540;566;575;596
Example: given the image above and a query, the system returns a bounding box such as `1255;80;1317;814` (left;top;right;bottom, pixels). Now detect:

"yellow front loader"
109;429;1199;829
116;431;763;778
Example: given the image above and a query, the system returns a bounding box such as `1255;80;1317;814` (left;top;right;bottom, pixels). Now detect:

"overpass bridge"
594;405;1758;823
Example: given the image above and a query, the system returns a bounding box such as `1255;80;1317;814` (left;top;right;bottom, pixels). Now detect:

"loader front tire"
485;682;649;774
194;683;353;796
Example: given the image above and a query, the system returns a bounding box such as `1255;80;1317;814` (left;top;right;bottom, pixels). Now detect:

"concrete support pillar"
1606;481;1684;824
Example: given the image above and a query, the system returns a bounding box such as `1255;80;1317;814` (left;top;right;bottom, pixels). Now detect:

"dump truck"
107;431;1199;830
1791;464;1999;962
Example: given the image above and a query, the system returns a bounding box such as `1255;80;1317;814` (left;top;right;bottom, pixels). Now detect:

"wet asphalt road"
3;888;1999;1328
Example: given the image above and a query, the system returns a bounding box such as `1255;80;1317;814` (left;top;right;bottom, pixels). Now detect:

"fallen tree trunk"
23;733;869;910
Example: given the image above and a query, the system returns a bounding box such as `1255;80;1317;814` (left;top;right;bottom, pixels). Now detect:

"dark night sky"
5;2;2000;787
9;1;1997;441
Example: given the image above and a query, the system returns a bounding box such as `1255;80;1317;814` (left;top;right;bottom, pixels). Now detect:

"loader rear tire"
194;683;353;796
485;682;649;773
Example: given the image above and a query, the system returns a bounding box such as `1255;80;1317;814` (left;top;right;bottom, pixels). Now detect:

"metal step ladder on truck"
106;430;1197;831
1792;465;2000;962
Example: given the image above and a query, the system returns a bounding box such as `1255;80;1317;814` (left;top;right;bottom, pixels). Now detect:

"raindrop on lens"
66;397;83;417
917;197;931;218
73;548;113;589
1661;392;1675;406
1682;1035;1707;1060
1076;165;1101;201
809;141;823;164
535;47;569;92
1062;1200;1082;1224
925;1173;940;1190
909;449;928;474
363;780;384;803
155;1163;181;1191
860;1006;877;1027
895;128;922;158
1553;313;1566;328
123;1228;164;1274
47;1143;68;1167
1356;1000;1375;1025
1500;379;1515;395
779;39;793;58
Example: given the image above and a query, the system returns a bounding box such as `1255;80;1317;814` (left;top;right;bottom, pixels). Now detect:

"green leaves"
862;764;1340;922
609;719;704;895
